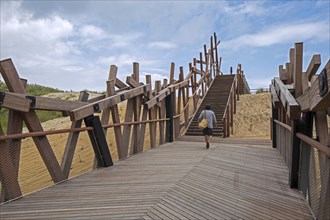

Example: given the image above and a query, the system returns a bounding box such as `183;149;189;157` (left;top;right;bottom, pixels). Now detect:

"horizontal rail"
274;119;292;132
0;127;93;141
296;132;330;158
102;118;169;128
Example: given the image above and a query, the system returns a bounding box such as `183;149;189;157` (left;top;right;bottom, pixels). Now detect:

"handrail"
222;74;237;124
296;132;330;158
0;127;94;141
274;119;292;132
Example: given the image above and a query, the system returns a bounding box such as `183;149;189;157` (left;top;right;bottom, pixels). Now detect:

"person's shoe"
206;142;210;149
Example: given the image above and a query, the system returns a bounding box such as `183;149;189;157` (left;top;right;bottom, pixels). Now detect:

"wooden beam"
310;60;330;111
270;84;280;109
145;88;170;109
61;91;89;178
70;84;151;121
0;92;31;112
115;77;127;89
306;54;321;81
273;77;300;119
286;63;293;84
279;65;287;82
170;62;175;84
2;92;87;112
294;42;303;97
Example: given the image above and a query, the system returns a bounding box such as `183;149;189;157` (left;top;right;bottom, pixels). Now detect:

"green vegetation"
0;80;64;133
256;88;268;94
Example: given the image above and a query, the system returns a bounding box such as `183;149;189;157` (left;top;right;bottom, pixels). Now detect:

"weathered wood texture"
271;42;330;220
0;138;312;219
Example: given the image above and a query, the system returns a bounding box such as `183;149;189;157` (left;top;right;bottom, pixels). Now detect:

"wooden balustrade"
0;33;229;203
271;42;329;220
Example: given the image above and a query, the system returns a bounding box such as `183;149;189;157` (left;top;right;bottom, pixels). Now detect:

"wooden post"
155;81;164;145
200;52;203;72
298;112;312;197
0;59;65;183
170;62;175;84
294;42;303;98
61;91;89;178
272;104;278;148
289;119;301;188
130;62;141;155
165;93;173;142
84;115;113;167
148;77;156;148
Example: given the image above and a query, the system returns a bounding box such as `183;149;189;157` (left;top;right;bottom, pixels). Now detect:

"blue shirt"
198;110;217;129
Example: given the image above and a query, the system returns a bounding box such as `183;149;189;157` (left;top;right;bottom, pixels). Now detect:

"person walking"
198;104;217;149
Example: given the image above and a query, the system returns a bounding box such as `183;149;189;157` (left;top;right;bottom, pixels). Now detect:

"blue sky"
1;0;329;92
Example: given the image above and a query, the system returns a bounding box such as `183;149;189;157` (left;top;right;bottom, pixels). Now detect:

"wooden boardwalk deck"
0;137;313;219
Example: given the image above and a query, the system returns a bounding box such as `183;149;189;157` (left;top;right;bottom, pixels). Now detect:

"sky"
0;0;329;92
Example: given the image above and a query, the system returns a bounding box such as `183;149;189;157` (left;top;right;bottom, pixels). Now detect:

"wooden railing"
0;33;231;204
270;42;329;220
222;64;250;137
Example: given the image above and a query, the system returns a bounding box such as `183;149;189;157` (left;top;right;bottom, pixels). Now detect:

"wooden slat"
270;84;280;109
69;84;151;121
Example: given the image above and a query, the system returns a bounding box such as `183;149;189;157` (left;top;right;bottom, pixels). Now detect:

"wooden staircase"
185;74;235;137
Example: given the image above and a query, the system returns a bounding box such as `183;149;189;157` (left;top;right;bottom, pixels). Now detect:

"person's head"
205;105;211;110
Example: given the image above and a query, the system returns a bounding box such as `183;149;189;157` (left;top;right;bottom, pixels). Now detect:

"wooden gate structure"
270;42;330;219
0;33;249;204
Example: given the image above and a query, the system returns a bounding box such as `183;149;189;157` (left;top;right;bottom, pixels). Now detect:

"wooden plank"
108;80;124;159
0;59;65;183
0;138;313;219
294;42;303;97
286;63;293;84
170;63;175;84
306;54;321;81
310;60;330;111
122;99;134;158
69;84;151;121
279;65;287;82
130;62;142;155
0;92;31;112
273;77;300;119
61;91;89;178
269;88;279;112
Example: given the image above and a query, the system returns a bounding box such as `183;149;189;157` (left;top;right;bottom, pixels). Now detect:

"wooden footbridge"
1;34;329;219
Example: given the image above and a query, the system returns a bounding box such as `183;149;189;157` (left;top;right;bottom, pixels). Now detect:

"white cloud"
222;22;329;50
80;25;105;38
148;41;177;49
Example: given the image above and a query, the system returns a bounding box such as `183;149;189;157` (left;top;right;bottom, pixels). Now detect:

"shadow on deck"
0;136;312;219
